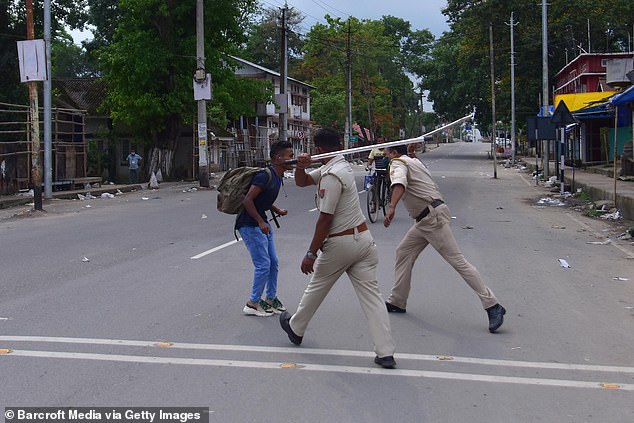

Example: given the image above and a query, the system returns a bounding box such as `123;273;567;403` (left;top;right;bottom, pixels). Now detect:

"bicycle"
365;168;391;223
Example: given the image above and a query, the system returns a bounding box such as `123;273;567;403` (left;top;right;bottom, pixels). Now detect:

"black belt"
415;199;444;222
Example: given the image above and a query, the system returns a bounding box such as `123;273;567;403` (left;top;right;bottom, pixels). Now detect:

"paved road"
1;142;633;422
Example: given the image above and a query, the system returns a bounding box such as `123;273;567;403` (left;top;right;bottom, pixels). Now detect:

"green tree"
301;16;421;139
435;0;633;134
242;6;304;75
97;0;270;176
0;0;88;104
52;31;98;78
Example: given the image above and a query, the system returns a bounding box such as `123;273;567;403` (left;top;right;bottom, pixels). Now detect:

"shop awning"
554;92;617;112
610;86;634;106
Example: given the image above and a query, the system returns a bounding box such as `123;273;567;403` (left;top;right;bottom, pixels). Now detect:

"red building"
554;52;633;95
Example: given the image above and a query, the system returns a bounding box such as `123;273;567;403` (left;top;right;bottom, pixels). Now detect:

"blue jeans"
238;225;279;303
129;168;138;183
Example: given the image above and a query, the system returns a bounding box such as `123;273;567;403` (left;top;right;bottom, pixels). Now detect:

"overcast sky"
274;0;449;36
71;0;449;44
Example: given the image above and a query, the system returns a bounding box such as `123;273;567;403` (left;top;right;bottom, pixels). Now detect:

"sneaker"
266;297;286;314
243;300;274;317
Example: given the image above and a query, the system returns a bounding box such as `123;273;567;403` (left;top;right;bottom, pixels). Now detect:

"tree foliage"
300;15;430;139
97;0;269;155
419;0;634;132
242;6;304;75
0;0;89;103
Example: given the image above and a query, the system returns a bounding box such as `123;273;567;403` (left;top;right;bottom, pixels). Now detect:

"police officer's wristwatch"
305;251;318;260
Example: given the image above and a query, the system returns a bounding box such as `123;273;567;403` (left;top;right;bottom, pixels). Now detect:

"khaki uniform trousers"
290;229;395;358
388;203;498;310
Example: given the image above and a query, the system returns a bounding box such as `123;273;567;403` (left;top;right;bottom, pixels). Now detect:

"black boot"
486;304;506;333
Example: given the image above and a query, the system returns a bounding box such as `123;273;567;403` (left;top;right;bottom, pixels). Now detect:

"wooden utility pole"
26;0;42;210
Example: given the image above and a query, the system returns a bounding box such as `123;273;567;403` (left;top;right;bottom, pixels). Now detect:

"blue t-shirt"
127;153;142;170
235;167;282;229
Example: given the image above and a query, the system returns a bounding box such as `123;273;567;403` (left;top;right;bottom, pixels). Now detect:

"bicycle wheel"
366;184;379;223
379;178;388;216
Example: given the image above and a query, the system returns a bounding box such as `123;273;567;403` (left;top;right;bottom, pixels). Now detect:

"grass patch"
585;209;606;218
573;191;592;202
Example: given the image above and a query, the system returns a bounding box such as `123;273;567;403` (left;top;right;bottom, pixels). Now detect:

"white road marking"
190;238;242;260
308;208;318;212
2;335;633;373
518;172;535;187
3;348;632;391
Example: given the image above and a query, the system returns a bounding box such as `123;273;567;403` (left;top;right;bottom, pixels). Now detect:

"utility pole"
278;5;288;142
489;23;498;179
507;12;518;165
195;0;209;187
44;0;52;199
541;0;550;179
345;19;352;150
26;0;42;210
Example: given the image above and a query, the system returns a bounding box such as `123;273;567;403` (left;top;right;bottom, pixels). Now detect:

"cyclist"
366;136;390;208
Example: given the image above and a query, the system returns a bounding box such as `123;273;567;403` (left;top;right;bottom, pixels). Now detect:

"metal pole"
509;12;517;165
560;126;565;194
489;23;497;178
613;106;618;204
44;0;52;199
278;6;288;142
196;0;209;187
26;0;42;210
542;0;550;179
345;19;352;150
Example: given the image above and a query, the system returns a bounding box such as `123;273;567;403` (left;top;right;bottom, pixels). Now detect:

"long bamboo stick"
288;113;474;164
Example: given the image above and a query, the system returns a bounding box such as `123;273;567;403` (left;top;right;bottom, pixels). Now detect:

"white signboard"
193;74;212;100
17;39;47;82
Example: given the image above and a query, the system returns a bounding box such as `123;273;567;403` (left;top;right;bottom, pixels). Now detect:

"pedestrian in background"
382;144;506;333
366;136;390;198
237;140;294;317
279;128;396;368
126;149;142;184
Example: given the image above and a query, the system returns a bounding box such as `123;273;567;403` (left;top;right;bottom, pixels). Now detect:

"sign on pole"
17;39;47;82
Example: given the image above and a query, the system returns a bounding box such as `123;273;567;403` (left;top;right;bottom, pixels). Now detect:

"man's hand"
301;255;315;274
258;221;270;235
297;153;312;170
277;208;288;216
384;205;396;228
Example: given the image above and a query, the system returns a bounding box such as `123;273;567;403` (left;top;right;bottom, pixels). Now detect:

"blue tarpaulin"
610;85;634;106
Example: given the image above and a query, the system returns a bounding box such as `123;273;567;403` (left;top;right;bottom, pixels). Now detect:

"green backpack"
216;167;272;214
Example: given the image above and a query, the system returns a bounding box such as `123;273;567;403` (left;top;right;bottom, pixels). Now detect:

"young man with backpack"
236;140;294;317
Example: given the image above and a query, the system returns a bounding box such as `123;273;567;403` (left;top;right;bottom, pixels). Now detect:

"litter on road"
558;258;571;268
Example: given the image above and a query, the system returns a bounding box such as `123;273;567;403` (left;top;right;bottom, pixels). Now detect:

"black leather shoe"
385;301;406;313
486;303;506;333
374;355;396;369
279;311;303;345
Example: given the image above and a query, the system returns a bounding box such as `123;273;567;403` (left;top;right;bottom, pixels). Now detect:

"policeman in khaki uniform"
383;144;506;333
279;128;396;368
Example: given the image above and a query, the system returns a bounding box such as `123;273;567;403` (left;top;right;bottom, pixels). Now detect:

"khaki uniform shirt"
388;155;444;219
308;155;366;235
